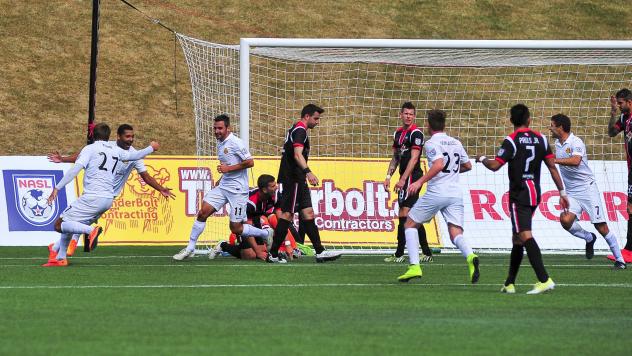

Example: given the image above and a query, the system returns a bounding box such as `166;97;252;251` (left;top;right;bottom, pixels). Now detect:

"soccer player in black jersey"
384;102;433;263
607;88;632;263
268;104;341;263
476;104;569;294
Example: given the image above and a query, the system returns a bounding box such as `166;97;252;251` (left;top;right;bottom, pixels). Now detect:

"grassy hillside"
1;0;631;155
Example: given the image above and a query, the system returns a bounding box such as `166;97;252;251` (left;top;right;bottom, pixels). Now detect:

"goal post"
178;33;632;254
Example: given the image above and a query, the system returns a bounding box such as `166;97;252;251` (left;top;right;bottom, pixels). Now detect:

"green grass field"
1;246;630;355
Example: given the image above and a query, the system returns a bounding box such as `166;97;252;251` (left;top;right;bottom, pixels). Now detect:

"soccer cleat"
48;243;58;261
420;254;434;263
266;254;287;264
66;239;78;257
384;254;406;263
42;259;68;267
500;284;516;294
208;241;224;260
585;233;596;260
613;261;627;270
467;254;480;284
292;248;302;259
526;278;555;295
172;248;195;261
86;226;102;252
315;250;341;263
397;264;422;282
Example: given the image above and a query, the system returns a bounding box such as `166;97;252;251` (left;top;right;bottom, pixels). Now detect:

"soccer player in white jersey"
173;114;272;261
43;123;158;266
550;114;626;269
398;110;480;282
48;124;175;255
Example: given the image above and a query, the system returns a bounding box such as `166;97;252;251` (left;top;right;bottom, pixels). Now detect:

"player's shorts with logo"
203;187;248;222
508;201;537;234
408;192;464;228
398;176;421;209
61;195;113;225
567;183;606;224
278;180;312;213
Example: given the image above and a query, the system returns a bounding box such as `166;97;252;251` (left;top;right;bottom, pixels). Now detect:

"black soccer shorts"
397;178;420;209
627;168;632;203
508;201;537;235
278;180;312;214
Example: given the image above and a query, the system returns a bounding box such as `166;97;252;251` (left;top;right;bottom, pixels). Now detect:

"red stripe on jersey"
295;121;307;129
293;143;304;148
544;153;554;159
411;146;421;150
495;157;506;165
526;179;537;206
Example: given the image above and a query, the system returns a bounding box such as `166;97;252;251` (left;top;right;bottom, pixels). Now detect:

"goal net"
177;34;632;254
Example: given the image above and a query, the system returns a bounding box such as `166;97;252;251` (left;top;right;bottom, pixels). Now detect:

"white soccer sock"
60;221;93;235
452;234;473;259
186;220;206;252
56;233;71;260
568;221;593;242
404;228;420;265
71;234;81;242
241;224;269;238
603;232;624;263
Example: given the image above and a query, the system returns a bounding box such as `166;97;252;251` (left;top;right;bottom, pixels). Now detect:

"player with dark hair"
607;88;632;263
398;110;478;283
268;104;341;263
173;114;272;261
550;114;625;268
476;104;569;294
47;123;175;256
44;123;158;266
384;102;433;263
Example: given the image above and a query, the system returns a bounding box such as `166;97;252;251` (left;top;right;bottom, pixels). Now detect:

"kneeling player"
216;215;297;260
398;110;479;283
550;114;625;269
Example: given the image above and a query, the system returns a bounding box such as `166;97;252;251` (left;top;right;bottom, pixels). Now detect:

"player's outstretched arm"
48;151;79;163
47;164;83;204
475;155;503;172
139;171;176;200
545;156;569;210
120;141;159;161
554;155;581;166
459;161;472;173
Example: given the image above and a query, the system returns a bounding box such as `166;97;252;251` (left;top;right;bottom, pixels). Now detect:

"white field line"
0;263;620;268
0;283;631;290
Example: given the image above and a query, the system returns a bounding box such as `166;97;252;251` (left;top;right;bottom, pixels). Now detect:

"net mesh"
177;33;632;253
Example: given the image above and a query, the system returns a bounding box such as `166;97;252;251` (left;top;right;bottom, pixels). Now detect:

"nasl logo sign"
2;170;68;231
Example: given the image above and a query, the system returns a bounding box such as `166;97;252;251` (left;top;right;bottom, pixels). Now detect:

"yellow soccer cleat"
500;284;516;294
66;239;78;257
466;254;480;284
397;264;422;282
526;278;555;295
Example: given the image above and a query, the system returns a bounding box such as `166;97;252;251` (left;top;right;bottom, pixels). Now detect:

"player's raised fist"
150;141;160;151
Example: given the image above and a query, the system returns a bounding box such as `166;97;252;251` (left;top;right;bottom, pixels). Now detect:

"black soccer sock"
270;218;291;257
505;244;524;286
220;242;241;259
418;224;432;256
303;219;325;254
625;216;632;251
288;224;301;244
524;238;549;283
297;219;306;244
395;217;406;257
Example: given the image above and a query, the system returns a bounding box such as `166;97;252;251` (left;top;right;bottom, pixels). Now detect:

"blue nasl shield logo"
2;170;68;231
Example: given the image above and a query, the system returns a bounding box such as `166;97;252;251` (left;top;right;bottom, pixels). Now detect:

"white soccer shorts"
568;183;606;224
203;187;248;222
408;193;464;228
61;195;114;225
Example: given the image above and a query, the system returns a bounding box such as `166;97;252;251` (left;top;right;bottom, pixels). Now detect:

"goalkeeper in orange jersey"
209;174;300;260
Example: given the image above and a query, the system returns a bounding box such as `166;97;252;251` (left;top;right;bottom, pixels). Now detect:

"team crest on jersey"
497;148;505;156
565;147;572;154
224;148;229;154
2;170;68;231
415;138;422;145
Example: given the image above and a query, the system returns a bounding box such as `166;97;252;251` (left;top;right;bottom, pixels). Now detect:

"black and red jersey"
278;121;309;184
613;112;632;169
392;124;424;180
246;188;280;222
495;128;554;207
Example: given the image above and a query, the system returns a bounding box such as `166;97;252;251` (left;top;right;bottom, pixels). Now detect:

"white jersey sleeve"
217;133;251;193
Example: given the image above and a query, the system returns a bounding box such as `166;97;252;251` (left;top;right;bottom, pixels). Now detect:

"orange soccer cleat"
85;226;103;252
42;259;68;267
66;239;78;257
48;243;57;261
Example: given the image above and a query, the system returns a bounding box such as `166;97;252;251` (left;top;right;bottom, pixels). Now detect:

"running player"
550;114;626;268
476;104;569;294
398;109;479;283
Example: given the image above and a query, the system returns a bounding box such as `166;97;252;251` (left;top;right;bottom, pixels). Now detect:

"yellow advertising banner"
75;156;440;247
